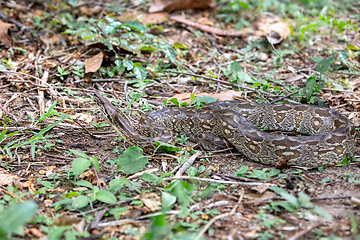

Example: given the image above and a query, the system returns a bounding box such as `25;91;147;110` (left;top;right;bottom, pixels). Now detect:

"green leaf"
72;180;94;189
163;48;176;63
235;166;248;176
269;186;299;208
72;157;91;176
236;72;255;83
155;141;181;152
123;21;146;33
122;58;134;71
0;129;6;143
238;2;249;8
69;149;88;158
103;21;122;35
90;156;100;173
161;191;177;211
133;66;147;80
141;46;156;52
117;146;148;174
316;58;334;74
313;206;332;219
297;192;313;208
0;201;38;236
48;225;72;240
230;61;242;73
191;95;218;106
141;172;164;185
173;43;188;49
166;180;194;207
72;195;89;209
96;190;117;204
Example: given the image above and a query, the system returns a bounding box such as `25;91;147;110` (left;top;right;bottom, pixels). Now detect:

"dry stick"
127;168;159;180
74;78;125;83
175;151;202;177
287;223;321;240
339;71;360;76
90;208;108;229
0;105;18;121
195;188;244;240
38;71;48;115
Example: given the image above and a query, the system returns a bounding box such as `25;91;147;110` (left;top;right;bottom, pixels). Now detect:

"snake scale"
94;93;356;168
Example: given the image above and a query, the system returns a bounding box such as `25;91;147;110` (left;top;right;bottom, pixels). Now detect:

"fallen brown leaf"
0;172;19;186
23;177;36;194
0;20;15;47
140;192;161;212
85;52;103;73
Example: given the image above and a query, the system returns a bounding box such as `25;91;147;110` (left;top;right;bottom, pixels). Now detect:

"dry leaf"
250;184;274;195
245;190;277;200
140;192;161;212
40;34;59;46
142;12;169;25
72;113;95;124
54;215;81;226
0;20;15;47
30;228;42;238
23;177;36;193
149;0;215;13
255;15;290;44
44;199;53;207
79;170;95;181
0;172;19;186
79;6;103;16
85;52;103;73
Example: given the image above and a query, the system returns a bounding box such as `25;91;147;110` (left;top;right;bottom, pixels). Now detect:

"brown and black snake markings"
93;93;356;168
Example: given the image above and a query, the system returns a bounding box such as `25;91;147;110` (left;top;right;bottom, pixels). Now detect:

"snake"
93;93;356;168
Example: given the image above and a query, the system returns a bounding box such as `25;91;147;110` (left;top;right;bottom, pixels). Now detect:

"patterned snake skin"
94;93;356;168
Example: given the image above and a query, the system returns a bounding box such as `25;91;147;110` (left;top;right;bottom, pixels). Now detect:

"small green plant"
56;66;69;80
216;0;250;30
91;122;109;130
177;135;189;145
235;166;281;180
71;66;84;77
70;149;100;176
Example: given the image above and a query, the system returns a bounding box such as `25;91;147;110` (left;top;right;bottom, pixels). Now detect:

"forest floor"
0;0;359;239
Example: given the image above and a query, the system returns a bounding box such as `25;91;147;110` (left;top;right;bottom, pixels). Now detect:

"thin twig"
175;151;202;177
288;223;321;240
72;118;107;139
195;188;244;240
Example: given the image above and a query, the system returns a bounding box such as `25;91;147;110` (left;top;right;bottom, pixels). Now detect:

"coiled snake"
94;93;356;168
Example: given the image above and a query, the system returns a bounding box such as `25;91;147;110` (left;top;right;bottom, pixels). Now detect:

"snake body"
94;93;356;168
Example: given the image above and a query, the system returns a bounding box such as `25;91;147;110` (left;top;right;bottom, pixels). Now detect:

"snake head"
92;93;119;118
